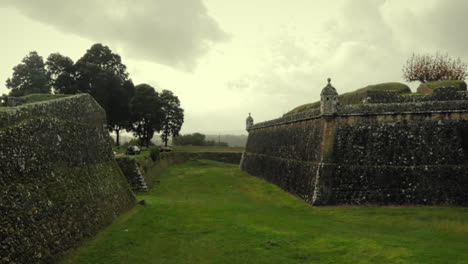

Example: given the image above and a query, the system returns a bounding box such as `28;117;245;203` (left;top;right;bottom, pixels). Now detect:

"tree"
73;43;135;145
75;43;128;88
172;133;206;146
108;79;135;146
403;52;467;83
46;53;76;94
160;90;184;147
129;84;164;147
6;51;50;96
74;43;129;94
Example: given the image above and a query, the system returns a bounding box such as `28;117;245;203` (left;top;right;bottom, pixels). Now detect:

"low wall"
0;94;135;263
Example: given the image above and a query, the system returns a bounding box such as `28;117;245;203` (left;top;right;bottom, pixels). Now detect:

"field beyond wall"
61;160;468;264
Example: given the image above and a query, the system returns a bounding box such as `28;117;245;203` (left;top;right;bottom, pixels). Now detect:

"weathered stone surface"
0;94;135;264
242;88;468;206
116;157;149;192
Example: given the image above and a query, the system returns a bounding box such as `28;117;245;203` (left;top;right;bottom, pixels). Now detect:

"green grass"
425;80;466;90
61;160;468;264
285;82;411;116
21;93;71;104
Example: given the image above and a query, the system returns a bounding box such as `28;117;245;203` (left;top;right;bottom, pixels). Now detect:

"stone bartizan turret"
320;78;338;115
246;113;254;131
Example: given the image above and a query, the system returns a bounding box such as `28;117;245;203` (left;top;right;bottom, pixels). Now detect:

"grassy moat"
61;160;468;264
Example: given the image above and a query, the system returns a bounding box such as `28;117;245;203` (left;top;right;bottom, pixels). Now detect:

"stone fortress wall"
241;81;468;206
0;94;136;263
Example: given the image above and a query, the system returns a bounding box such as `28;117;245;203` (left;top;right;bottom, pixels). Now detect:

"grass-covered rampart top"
0;94;104;129
21;93;71;104
284;82;412;116
424;80;467;90
0;94;72;111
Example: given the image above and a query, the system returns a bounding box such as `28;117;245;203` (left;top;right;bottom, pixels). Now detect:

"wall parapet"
250;108;321;130
250;99;468;131
338;100;468;116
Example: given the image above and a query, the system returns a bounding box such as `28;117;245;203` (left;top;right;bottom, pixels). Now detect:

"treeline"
5;44;183;147
173;133;228;147
205;134;247;147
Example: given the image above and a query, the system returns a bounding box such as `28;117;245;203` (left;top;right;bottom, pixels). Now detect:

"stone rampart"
242;89;468;206
0;94;135;263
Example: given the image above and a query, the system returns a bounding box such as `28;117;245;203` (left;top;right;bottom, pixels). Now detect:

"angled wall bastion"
0;94;136;264
241;80;468;206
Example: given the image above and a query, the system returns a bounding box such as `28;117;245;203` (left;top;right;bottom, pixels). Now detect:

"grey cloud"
226;78;252;91
227;0;405;116
1;0;228;70
381;0;468;58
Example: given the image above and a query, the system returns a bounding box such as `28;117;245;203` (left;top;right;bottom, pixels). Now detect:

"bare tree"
402;52;467;83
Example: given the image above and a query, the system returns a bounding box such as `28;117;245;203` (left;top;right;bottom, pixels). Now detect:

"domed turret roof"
321;78;338;96
246;113;253;122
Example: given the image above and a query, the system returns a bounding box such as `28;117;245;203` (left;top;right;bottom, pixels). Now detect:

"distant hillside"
205;134;248;147
284;82;411;116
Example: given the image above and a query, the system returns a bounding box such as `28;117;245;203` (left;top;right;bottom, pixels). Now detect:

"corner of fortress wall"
241;87;468;206
0;94;136;264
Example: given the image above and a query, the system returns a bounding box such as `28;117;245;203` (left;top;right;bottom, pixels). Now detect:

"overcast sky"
2;0;468;135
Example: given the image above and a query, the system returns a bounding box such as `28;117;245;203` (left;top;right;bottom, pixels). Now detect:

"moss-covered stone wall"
0;94;135;264
242;98;468;206
116;157;149;192
241;118;324;201
329;113;468;205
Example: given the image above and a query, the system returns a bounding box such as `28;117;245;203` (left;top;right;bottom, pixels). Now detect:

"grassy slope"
21;93;71;103
425;80;466;90
1;94;70;111
285;82;411;116
61;160;468;264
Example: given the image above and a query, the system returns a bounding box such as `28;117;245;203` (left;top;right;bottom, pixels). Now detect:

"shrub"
150;147;160;161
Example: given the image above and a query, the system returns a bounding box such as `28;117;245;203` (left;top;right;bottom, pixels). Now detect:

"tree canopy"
46;52;76;94
74;44;135;146
403;52;467;83
6;51;51;96
5;44;184;147
129;84;165;147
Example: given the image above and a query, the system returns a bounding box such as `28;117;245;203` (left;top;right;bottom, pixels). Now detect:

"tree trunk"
164;129;169;147
115;129;120;146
